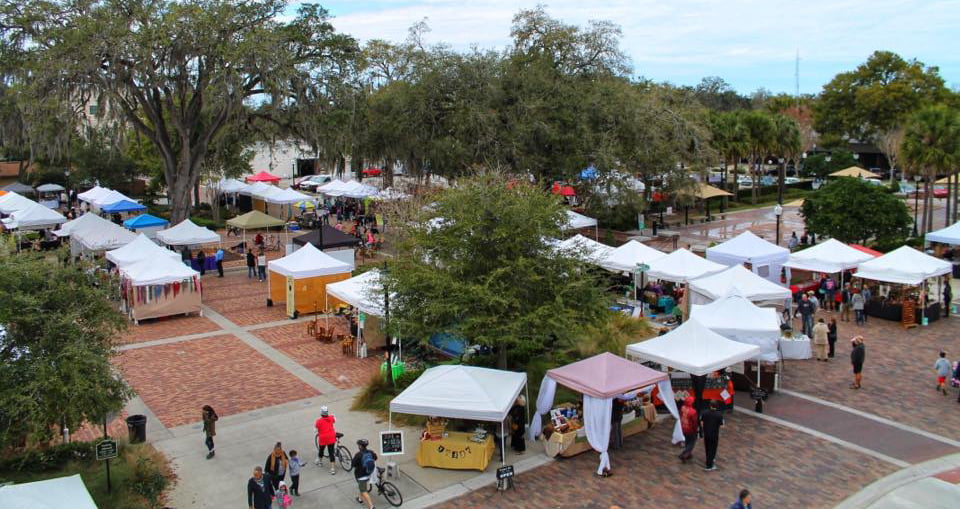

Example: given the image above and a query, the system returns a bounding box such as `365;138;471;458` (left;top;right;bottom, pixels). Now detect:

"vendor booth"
267;243;352;317
245;171;281;184
119;255;202;323
106;233;181;268
0;474;97;509
784;238;875;274
123;214;169;239
688;264;792;305
706;230;789;283
599;240;666;273
226;210;286;250
564;209;599;240
69;214;137;256
646;248;726;283
1;202;66;230
690;295;782;362
156;219;220;247
0;191;36;215
389;365;527;472
35;183;65;208
530;352;672;475
326;270;389;352
54;212;103;237
854;246;952;325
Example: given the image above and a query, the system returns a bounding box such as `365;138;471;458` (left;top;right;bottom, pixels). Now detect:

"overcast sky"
301;0;960;95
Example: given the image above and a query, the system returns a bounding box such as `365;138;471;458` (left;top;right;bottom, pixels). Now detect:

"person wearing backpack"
352;439;378;509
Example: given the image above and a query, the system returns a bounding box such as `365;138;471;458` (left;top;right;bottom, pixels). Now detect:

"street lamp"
777;156;786;205
912;174;922;237
774;204;784;246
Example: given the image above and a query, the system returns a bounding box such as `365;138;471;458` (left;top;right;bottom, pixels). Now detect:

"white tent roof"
268;242;352;278
646;248;726;283
36;183;65;192
106;233;182;267
91;189;135;207
691;294;782;361
558;234;614;262
0;474;97;509
0;191;36;214
564;209;598;229
77;185;109;203
121;253;200;286
325;270;385;316
854;245;952;285
926;221;960;246
53;212;103;237
1;202;66;229
338;180;379;199
389;365;527;422
784;238;876;273
706;230;789;267
262;187;311;204
689;264;792;303
626;318;761;376
240;182;276;197
374;188;410;201
599;240;666;273
70;215;137;251
156;219;220;246
318;179;351;195
217;178;249;194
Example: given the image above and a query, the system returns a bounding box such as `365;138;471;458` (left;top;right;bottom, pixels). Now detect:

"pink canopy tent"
530;352;680;475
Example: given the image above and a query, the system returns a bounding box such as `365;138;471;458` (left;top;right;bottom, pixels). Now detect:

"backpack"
361;450;376;476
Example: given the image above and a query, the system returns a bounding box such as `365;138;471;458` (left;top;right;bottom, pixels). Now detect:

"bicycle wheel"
379;481;403;507
337;445;353;471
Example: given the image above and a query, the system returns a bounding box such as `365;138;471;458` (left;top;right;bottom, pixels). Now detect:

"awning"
123;214;169;229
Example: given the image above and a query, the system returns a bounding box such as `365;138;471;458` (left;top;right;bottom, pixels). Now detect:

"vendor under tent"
106;233;181;268
830;166;881;179
2;181;35;195
389;365;527;471
1;202;66;230
926;221;960;246
156;219;220;247
260;187;311;220
123;213;169;238
690;295;781;362
784;238;876;274
706;230;789;283
854;246;952;325
646;248;725;283
101;199;146;214
245;170;281;183
267;242;352;318
0;191;36;215
226;210;286;250
119;254;202;323
564;209;599;240
688;264;792;305
530;352;671;475
0;474;98;509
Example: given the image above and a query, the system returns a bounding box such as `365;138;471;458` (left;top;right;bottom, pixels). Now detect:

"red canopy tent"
245;171;281;183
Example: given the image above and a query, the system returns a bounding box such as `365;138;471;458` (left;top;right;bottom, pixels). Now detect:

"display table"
416;431;494;471
780;335;812;359
543;404;656;458
865;299;941;324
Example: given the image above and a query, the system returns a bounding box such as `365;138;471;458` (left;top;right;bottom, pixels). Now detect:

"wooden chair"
339;334;353;355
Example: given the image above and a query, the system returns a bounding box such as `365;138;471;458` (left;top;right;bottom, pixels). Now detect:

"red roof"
245;171;281;183
849;244;883;257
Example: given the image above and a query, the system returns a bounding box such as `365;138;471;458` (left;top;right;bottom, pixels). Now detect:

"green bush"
130;456;168;508
395;368;424;389
0;441;97;473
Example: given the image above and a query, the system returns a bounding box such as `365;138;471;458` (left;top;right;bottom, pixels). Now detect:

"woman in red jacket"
314;406;338;474
678;396;699;463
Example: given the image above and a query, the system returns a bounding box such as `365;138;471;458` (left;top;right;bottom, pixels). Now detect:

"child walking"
288;449;305;497
275;481;293;508
935;351;952;396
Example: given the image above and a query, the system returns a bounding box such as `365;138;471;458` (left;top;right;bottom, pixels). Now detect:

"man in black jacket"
701;401;724;471
247;466;274;509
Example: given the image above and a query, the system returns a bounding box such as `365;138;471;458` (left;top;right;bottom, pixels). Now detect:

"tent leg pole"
501;422;506;465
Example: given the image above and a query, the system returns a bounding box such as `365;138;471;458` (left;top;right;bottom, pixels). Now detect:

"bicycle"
315;431;353;471
372;466;403;507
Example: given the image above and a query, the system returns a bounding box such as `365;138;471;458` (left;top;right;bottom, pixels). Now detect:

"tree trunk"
384;160;395;188
497;343;508;369
194;181;201;211
954;172;959;223
947;175;953;228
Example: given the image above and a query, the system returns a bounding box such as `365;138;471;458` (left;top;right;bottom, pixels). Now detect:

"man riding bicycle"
314;406;337;474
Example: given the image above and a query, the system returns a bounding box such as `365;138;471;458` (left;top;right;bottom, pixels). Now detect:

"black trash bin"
126;414;147;443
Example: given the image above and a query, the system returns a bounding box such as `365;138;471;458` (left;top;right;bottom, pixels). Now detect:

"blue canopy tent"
102;199;147;213
579;165;598;181
123;213;168;229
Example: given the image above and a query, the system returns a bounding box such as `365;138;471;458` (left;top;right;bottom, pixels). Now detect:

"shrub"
0;441;97;473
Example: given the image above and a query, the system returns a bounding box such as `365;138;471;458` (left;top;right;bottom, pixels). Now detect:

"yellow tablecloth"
416;431;495;471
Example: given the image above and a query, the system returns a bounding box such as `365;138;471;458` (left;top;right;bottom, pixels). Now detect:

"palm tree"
708;112;748;210
770;114;802;205
901;105;960;235
740;111;775;204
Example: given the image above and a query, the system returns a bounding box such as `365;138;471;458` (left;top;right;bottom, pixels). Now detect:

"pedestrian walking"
264;442;288;491
795;294;815;338
944;278;952;318
510;395;527;453
850;336;866;389
215;247;224;277
314;406;338;474
840;282;852;322
852;290;865;325
678;396;698;463
275;481;293;508
935;351;951;396
287;450;305;497
862;286;872;322
247;466;274;509
257;249;267;282
788;232;798;250
202;405;218;459
246;249;256;279
196;249;206;276
808;290;820;313
827;318;838;358
812;318;829;361
729;489;753;509
352;439;378;509
700;400;724;471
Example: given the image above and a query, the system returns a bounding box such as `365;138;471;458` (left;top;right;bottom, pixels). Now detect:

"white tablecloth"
780;336;812;360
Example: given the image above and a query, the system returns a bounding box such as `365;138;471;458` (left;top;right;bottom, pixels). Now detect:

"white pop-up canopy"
268;242;352;278
390;365;527;422
325;270;385;316
70;216;137;251
564;209;598;229
0;474;98;509
156;219;220;246
240;182;276;197
262;187;311;204
1;202;66;229
217;178;249;194
91;189;135;208
690;295;781;361
646;248;726;283
0;191;36;214
53;212;103;237
706;230;789;282
76;185;109;203
318;179;351;195
106;233;181;268
854;245;952;285
926;221;960;246
784;238;876;273
335;180;379;199
35;183;66;193
558;234;613;263
626;318;761;376
599;240;666;273
120;254;200;286
688;264;792;305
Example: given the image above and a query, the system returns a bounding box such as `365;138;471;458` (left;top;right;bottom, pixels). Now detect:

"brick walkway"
116;314;221;345
200;272;288;326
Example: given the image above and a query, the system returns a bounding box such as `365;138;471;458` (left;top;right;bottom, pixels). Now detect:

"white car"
295;174;333;191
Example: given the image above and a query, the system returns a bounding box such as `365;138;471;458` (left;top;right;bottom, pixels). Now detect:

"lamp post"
777;156;786;206
913;174;922;237
774;204;783;246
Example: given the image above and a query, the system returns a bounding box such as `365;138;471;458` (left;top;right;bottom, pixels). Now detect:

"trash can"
126;414;147;443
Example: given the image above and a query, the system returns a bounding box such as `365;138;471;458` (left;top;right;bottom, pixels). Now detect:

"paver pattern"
115;334;319;428
439;411;897;509
254;320;381;389
200;272;288;325
116;314;221;345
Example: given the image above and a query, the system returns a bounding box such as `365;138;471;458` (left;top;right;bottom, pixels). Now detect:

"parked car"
295;174;333;191
784;177;800;185
361;167;383;177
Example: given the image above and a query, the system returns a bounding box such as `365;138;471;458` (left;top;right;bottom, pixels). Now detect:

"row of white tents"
216;178;383;201
0;191;67;230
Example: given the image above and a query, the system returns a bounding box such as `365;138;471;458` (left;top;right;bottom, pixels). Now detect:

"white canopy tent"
261;187;311;205
119;255;202;322
706;230;789;283
0;191;36;214
389;365;528;465
564;209;599;239
558;234;613;264
91;189;136;208
120;254;200;285
70;215;137;253
156;219;220;247
76;185;109;203
646;248;726;283
1;202;66;230
53;212;102;237
690;295;781;361
0;474;97;509
268;242;353;278
325;269;385;317
106;233;182;268
217;178;249;194
599;240;666;273
239;182;276;197
854;245;952;286
35;183;65;193
688;264;792;305
317;179;351;196
926;221;960;246
626;318;762;376
784;238;876;274
336;180;379;199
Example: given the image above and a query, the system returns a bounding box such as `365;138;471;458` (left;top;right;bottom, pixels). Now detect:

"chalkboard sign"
379;430;404;456
496;465;515;480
